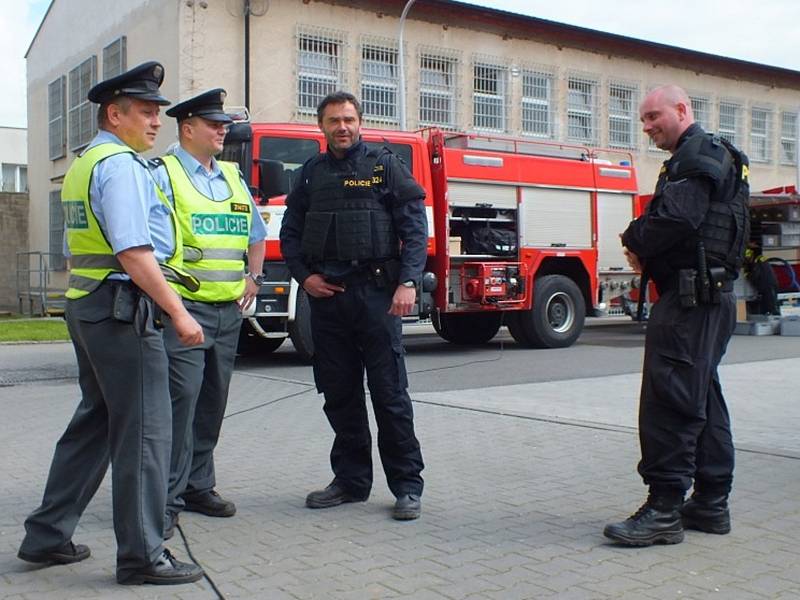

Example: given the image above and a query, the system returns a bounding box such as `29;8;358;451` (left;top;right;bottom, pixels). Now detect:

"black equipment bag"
463;223;517;256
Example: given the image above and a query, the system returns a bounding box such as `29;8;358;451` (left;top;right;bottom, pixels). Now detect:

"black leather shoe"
392;494;421;520
604;497;684;546
681;493;731;534
164;511;179;540
305;482;367;509
182;490;236;517
18;541;91;564
117;549;204;585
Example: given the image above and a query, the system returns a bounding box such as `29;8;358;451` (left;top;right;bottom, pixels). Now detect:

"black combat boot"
604;493;684;546
681;492;730;534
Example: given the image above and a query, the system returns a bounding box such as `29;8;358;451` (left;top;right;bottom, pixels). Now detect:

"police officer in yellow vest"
18;62;205;586
152;89;267;537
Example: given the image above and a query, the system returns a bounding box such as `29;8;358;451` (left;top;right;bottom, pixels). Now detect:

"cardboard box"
449;236;462;255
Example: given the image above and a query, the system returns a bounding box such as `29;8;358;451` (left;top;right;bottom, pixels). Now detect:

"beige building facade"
26;0;800;281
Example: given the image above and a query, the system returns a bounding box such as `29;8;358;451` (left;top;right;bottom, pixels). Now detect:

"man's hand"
303;273;345;298
238;277;259;311
171;310;204;346
389;284;416;316
623;247;643;272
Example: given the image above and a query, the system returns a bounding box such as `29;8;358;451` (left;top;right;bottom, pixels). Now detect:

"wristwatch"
400;280;416;288
248;273;265;286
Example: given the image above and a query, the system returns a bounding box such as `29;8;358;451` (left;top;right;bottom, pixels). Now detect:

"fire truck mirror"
257;158;291;201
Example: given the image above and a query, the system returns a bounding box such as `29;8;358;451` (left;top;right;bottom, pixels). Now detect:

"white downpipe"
397;0;417;131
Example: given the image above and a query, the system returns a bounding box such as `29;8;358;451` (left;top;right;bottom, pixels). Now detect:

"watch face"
402;280;415;288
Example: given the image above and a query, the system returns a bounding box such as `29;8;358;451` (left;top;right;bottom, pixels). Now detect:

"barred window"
419;53;457;128
49;190;66;271
521;69;555;138
608;82;638;149
750;107;773;163
296;28;345;114
103;36;127;79
780;111;797;165
718;100;743;147
48;76;66;160
473;62;507;132
567;75;598;144
361;42;398;124
690;95;712;131
68;56;97;151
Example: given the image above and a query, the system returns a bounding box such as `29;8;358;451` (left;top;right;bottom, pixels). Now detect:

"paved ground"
1;338;799;599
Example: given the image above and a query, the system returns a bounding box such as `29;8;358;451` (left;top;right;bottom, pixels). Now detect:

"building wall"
0;193;29;311
26;0;179;286
26;0;800;263
0;127;27;164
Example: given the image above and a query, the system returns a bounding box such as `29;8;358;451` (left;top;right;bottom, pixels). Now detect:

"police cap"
166;88;233;123
87;61;170;105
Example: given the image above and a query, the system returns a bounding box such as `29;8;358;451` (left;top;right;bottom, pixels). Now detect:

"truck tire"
433;312;502;345
237;320;285;355
507;274;585;348
288;289;314;362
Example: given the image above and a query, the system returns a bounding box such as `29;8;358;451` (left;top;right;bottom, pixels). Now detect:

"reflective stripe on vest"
62;142;196;299
162;154;251;302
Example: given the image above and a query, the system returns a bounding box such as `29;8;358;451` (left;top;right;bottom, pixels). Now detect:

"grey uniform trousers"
164;300;240;517
19;282;170;577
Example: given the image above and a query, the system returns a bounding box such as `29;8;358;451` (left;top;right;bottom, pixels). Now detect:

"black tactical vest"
300;148;400;263
652;131;750;276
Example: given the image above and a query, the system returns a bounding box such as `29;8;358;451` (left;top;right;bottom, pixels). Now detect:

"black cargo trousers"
637;287;737;496
308;275;424;499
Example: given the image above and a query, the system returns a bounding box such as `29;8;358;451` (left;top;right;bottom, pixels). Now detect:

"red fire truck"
221;122;641;360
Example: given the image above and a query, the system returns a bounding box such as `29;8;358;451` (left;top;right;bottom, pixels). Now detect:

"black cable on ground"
175;522;226;600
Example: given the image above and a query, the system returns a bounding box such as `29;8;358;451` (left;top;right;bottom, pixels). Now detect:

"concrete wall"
0;193;29;312
0;127;27;165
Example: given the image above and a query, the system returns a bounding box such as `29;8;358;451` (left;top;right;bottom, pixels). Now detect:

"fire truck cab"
222;122;641;360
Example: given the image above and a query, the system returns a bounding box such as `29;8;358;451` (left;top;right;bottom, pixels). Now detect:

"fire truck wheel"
432;312;502;345
508;275;585;348
288;289;315;363
237;320;285;355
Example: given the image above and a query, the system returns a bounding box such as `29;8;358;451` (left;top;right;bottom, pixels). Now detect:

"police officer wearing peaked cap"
604;85;749;546
18;61;205;585
152;88;267;536
280;91;427;520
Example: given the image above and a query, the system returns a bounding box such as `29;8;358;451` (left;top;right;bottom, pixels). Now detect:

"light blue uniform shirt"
64;130;176;265
152;145;267;245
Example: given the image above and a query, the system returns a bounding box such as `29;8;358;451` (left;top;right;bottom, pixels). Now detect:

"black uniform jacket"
280;140;428;286
621;124;713;287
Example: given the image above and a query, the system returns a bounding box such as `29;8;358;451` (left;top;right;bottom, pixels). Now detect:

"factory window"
103;36;127;79
750;107;773;163
521;69;556;139
690;94;712;131
48;76;66;160
68;56;97;151
473;60;507;132
608;82;638;149
718;100;743;147
419;51;458;129
296;27;346;115
360;41;399;125
780;111;797;165
567;75;598;145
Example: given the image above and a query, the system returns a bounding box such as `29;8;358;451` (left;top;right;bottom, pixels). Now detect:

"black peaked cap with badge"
166;88;233;123
87;61;171;106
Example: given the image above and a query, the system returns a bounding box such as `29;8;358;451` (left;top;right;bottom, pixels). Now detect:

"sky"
2;0;799;128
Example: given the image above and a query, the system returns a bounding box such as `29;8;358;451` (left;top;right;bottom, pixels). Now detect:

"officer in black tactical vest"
604;85;749;546
280;91;427;520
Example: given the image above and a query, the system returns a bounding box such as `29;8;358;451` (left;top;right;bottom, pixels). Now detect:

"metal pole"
244;0;251;110
397;0;417;131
